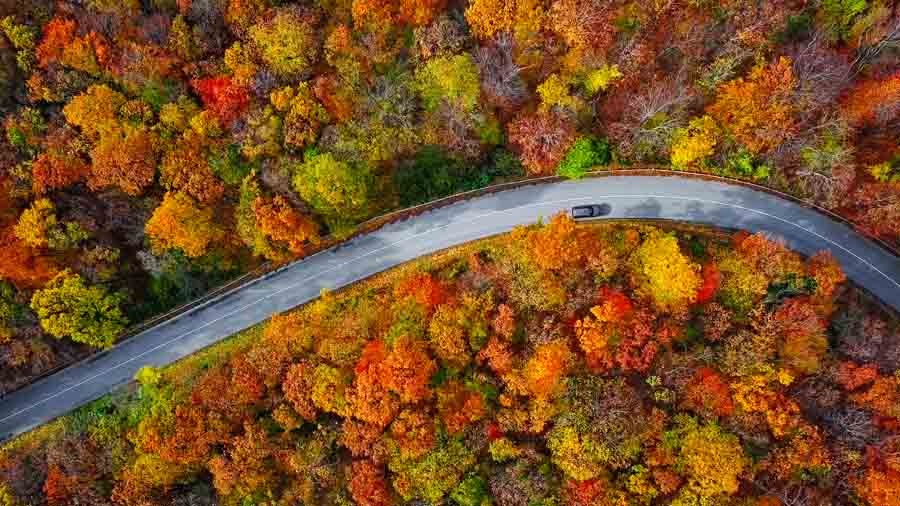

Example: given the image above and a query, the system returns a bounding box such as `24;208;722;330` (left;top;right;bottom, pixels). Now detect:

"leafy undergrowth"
2;215;899;506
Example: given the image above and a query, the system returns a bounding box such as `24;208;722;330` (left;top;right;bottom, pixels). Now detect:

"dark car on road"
571;204;612;219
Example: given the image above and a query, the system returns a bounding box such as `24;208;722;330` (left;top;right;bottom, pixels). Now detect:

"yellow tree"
270;83;329;150
465;0;546;43
248;7;319;79
671;417;749;498
15;198;57;248
670;115;720;170
30;270;128;348
633;232;701;311
145;192;226;258
62;84;126;138
291;152;374;227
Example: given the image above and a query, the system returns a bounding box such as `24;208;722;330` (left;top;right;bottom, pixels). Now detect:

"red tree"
684;367;734;417
349;460;392;506
192;77;251;125
695;263;722;304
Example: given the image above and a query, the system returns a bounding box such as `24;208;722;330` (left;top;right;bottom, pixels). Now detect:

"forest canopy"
0;0;899;471
2;218;898;506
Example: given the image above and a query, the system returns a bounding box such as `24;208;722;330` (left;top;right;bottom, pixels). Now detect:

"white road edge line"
2;192;897;427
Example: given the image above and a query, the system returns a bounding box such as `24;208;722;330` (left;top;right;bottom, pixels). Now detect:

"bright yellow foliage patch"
145;192;225;258
679;422;747;496
633;233;701;311
670;115;720;170
584;64;623;94
15;198;56;248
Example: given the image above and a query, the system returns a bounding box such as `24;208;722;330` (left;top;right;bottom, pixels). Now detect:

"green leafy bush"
394;147;524;207
721;151;770;181
556;137;610;179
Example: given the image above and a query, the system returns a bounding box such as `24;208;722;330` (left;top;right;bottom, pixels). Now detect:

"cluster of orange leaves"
731;375;802;439
771;298;828;374
522;340;574;398
437;379;487;434
36;17;110;74
89;125;158;196
764;425;831;482
0;177;57;286
851;372;900;422
858;439;900;506
837;361;880;392
513;212;606;272
684;367;734;417
160;135;224;204
349;337;438;429
352;0;447;28
707;57;798;154
390;409;436;459
349;459;391;506
841;73;900;129
575;289;662;374
253;195;319;257
394;273;453;315
31;152;89;196
145;192;225;257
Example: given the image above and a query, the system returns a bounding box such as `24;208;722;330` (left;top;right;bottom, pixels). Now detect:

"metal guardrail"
119;166;900;343
612;167;900;258
4;167;897;399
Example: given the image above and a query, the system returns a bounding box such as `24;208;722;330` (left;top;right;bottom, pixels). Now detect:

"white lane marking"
2;193;898;427
0;197;590;425
651;194;900;291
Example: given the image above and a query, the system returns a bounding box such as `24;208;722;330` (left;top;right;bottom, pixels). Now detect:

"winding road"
2;175;899;441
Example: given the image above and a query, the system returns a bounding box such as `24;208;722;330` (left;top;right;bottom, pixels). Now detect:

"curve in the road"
2;175;899;441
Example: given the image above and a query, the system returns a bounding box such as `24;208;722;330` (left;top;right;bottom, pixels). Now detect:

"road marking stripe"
2;192;897;428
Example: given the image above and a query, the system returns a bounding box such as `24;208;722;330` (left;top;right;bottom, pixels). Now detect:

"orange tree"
145;192;226;258
707;57;797;155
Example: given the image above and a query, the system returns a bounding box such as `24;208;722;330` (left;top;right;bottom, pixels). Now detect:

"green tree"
557;136;610;179
0;16;36;72
415;53;481;112
388;439;476;503
30;270;128;348
819;0;868;41
451;474;491;506
291;152;374;231
15;198;88;250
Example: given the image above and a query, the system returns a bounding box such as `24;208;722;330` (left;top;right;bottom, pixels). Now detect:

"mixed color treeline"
0;0;899;416
2;218;898;506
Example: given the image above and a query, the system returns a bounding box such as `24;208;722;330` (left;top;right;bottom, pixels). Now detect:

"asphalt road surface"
2;176;899;441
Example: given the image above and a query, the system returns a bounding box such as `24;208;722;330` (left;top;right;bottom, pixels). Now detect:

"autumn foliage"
707;57;798;154
2;0;900;504
145;192;226;258
0;219;884;506
507;112;577;175
192;77;251;126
